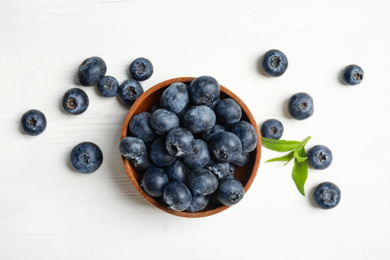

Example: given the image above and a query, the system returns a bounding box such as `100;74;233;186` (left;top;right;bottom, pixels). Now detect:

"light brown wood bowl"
121;77;261;218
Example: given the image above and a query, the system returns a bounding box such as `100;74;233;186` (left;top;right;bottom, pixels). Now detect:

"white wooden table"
1;0;389;259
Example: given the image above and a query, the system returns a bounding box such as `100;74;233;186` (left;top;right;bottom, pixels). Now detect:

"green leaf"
292;146;308;196
293;149;308;163
266;151;294;166
261;137;302;152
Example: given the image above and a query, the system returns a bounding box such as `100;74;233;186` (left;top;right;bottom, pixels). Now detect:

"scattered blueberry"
70;142;103;173
165;127;194;157
181;105;216;134
214;98;242;125
118;79;144;106
129;57;153;81
160;82;189;114
165;159;191;184
128;112;156;143
204;159;233;180
78;56;107;86
141;167;169;198
231;121;257;153
163;181;192;211
287;92;314;120
21;109;47;136
186;193;209;213
150;108;180;135
260;119;284;140
261;49;288;77
119;136;146;160
231;152;250;167
62;88;89;115
312;182;341;209
97;75;119;97
307;145;333;170
216;177;245;206
209;132;242;163
341;64;364;85
183;139;210;169
188;76;220;106
149;138;176;167
201;124;225;143
187;168;218;196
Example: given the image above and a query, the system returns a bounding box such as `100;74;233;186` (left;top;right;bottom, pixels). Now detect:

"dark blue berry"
62;88;89;115
165;159;191;184
78;56;107;86
150;108;180;135
97;76;119;97
70;142;103;173
183;139;210;169
231;152;250;167
208;98;221;110
21;109;47;136
128;112;156;143
287;92;314;120
163;181;192;211
129;57;153;81
204;159;233;180
186;193;209;213
182;105;216;134
187;168;218;196
209;132;242;163
129;150;153;172
160;82;189;114
231;121;257;153
118;79;144;106
307;145;333;170
261;49;288;77
201;124;225;142
141;167;169;198
214;98;242;125
313;182;341;209
119;136;146;160
341;64;364;85
149;138;176;167
189;76;220;106
216;177;245;206
260;119;284;140
165;127;194;157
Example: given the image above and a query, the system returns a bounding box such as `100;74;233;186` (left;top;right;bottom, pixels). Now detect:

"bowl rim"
120;77;261;218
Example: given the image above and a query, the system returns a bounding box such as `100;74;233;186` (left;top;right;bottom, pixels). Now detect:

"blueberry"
187;168;218;195
149;103;161;113
62;88;89;115
214;98;242;125
307;145;333;170
189;76;220;106
129;57;153;81
149;138;176;167
231;121;258;153
128;112;156;143
209;132;242;163
160;82;189;114
78;56;107;86
201;124;225;142
182;105;216;134
313;182;341;209
204;159;232;180
150;108;180;135
141;167;169;198
341;64;364;85
118;79;144;106
119;136;146;160
186;193;209;213
97;76;119;97
163;181;192;211
261;49;288;77
260;119;284;140
231;152;250;167
165;159;191;184
70;142;103;173
208;98;221;110
287;92;314;120
216;177;245;206
21;109;47;136
165;127;194;157
129;150;153;172
183;139;210;169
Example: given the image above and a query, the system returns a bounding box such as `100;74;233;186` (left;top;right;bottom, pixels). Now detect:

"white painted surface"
1;0;389;259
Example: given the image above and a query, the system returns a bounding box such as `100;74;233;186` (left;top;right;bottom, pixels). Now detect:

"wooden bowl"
121;77;261;218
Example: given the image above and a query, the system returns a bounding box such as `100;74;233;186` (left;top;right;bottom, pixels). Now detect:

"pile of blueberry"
119;76;258;212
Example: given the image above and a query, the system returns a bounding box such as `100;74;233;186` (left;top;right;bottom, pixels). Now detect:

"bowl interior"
121;77;261;218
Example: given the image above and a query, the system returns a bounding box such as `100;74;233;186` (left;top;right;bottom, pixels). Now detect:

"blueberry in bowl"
120;77;261;217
